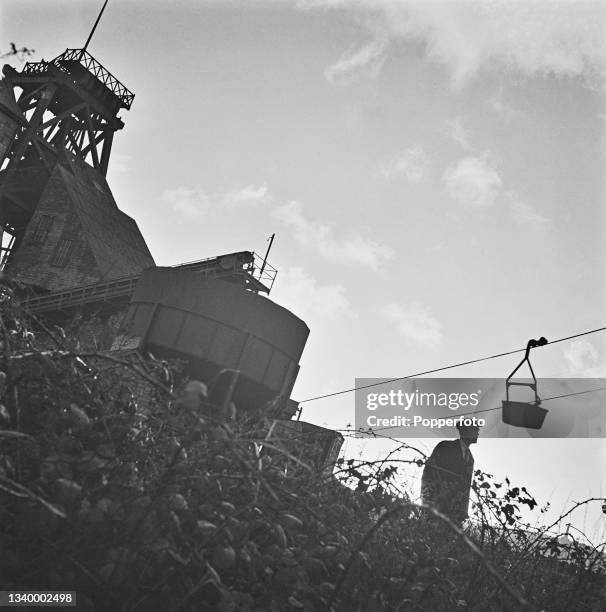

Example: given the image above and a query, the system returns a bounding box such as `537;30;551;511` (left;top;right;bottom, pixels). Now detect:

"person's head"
456;423;480;445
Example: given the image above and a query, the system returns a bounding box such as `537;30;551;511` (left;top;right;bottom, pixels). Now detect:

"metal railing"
252;251;277;292
171;251;276;292
22;48;135;110
22;251;276;313
22;275;139;313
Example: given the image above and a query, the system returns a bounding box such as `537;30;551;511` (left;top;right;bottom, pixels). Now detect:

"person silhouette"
421;422;480;522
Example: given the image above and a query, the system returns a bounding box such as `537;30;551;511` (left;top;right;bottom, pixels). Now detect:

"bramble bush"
0;279;605;611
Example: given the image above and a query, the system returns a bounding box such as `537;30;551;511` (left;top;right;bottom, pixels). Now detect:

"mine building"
0;40;342;469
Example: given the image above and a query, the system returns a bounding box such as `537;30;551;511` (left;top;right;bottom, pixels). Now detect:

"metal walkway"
22;251;276;314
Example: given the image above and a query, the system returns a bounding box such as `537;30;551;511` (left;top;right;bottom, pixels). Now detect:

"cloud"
164;183;269;219
108;153;132;175
272;200;394;270
508;198;552;227
164;182;393;270
273;266;352;319
446;117;471;150
324;39;388;84
563;340;606;377
381;303;442;349
443;156;502;208
380;147;429;183
163;186;212;219
489;89;515;123
223;184;270;207
305;1;606;89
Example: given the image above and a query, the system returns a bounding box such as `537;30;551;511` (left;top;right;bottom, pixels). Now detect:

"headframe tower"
0;3;343;467
0;0;153;291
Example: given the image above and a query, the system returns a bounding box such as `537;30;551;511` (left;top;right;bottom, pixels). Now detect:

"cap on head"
456;422;481;440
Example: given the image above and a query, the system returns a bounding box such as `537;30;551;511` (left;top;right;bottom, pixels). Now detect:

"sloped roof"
56;158;154;280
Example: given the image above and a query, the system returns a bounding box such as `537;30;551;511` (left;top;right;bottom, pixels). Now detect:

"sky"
1;0;605;540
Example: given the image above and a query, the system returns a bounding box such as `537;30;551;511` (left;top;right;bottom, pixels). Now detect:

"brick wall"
7;158;154;292
8;169;102;291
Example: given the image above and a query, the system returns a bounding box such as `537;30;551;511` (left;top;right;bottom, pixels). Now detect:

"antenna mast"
82;0;110;55
259;233;275;278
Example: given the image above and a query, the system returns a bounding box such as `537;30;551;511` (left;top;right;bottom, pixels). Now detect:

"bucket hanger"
505;337;548;405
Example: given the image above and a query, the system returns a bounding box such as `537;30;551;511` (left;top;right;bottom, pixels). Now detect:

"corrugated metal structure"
115;267;309;414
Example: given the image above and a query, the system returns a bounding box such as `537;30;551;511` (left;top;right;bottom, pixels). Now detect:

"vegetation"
0;279;604;611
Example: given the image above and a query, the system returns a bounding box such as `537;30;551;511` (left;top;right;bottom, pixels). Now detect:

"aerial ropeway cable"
299;325;606;404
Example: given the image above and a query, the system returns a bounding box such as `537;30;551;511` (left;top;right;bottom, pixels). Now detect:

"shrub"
0;280;604;611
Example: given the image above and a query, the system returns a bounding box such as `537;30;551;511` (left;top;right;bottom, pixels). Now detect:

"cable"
358;384;606;434
541;327;606;346
299;325;606;404
456;385;606;420
453;385;606;420
540;385;606;403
